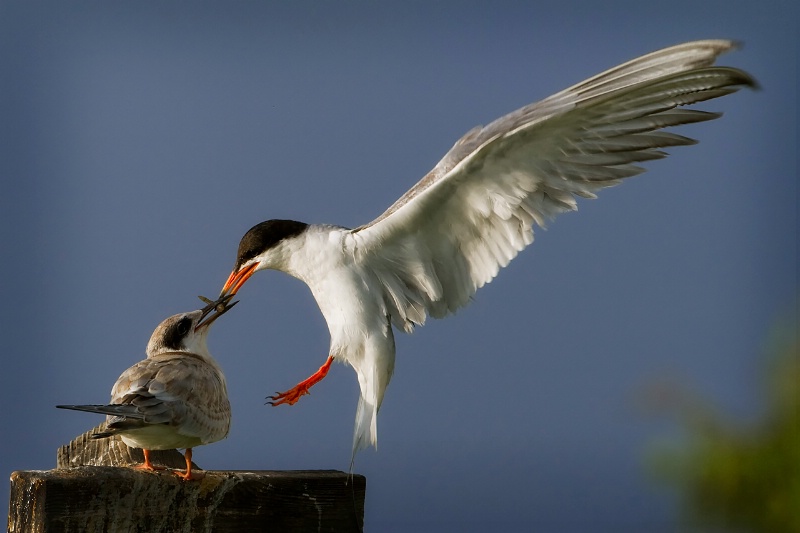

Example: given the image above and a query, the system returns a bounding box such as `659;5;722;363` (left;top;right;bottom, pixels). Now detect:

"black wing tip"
56;404;125;417
710;39;760;90
720;66;760;91
740;71;761;91
713;39;759;90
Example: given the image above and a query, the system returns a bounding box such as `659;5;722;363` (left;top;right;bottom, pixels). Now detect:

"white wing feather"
352;40;755;332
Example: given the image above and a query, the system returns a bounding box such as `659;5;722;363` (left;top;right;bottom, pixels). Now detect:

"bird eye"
176;317;192;336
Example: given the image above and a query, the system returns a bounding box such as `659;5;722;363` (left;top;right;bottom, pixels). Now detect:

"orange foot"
174;469;205;481
135;449;166;472
173;449;203;481
267;356;334;406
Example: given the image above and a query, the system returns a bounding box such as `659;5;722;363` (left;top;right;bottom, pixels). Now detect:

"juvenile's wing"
353;40;755;332
107;354;230;442
59;353;230;443
56;404;143;417
56;402;149;437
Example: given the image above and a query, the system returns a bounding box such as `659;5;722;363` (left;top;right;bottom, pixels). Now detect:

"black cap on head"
235;219;308;269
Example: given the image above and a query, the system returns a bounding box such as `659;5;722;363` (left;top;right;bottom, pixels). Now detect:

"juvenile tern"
215;40;755;459
58;298;236;480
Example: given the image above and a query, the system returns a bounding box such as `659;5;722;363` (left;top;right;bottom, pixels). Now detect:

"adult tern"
215;40;755;460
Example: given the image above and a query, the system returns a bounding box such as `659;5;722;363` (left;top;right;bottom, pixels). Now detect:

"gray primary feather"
219;40;756;459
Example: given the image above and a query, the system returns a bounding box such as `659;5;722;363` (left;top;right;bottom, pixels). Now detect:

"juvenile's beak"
220;263;259;298
196;294;239;331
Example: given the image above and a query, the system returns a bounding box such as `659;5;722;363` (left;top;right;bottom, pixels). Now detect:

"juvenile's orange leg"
174;448;203;481
134;449;166;472
267;356;334;406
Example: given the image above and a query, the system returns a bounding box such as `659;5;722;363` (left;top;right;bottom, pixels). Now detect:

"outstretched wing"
352;40;755;332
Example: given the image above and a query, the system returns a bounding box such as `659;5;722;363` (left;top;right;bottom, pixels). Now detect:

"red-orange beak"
220;263;259;297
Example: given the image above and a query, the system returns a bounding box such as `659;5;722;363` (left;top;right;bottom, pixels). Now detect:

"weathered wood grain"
8;426;365;532
9;468;365;533
8;466;366;533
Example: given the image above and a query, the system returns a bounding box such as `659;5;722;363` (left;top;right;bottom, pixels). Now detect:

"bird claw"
173;469;204;481
266;387;310;406
134;463;166;473
265;356;333;406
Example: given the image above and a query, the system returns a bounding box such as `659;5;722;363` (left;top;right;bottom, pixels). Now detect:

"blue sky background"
1;2;796;531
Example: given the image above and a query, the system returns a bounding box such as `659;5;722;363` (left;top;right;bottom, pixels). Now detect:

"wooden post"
8;425;365;532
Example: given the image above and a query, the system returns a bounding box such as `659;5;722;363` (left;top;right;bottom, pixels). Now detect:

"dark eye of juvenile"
163;316;192;350
176;317;191;336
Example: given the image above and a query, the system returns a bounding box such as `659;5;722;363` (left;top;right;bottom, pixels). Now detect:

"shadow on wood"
8;425;365;532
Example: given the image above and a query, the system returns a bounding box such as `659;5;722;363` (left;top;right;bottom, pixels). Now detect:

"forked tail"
350;393;378;469
349;349;394;469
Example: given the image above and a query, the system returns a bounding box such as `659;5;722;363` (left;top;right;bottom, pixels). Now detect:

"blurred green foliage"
648;322;799;533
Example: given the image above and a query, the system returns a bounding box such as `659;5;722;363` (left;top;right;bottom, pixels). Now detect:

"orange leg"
267;356;334;406
174;448;203;481
134;449;165;472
